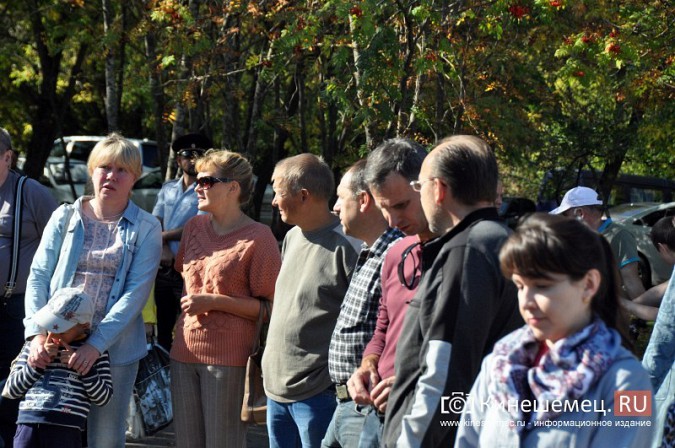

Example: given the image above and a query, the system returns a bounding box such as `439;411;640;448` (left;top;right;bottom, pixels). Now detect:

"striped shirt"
328;227;403;383
3;340;112;430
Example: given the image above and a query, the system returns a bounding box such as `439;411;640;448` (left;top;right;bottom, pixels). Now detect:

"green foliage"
0;0;672;198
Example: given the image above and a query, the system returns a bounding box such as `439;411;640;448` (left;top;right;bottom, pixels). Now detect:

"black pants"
0;294;27;448
13;423;82;448
154;268;184;352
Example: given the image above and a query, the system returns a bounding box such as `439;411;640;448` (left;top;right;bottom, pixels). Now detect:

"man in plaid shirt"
322;159;403;447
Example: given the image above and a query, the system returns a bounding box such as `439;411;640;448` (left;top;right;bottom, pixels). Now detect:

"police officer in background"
152;133;212;351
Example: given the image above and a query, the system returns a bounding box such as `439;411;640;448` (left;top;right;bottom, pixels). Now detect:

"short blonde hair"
87;133;142;180
196;149;254;204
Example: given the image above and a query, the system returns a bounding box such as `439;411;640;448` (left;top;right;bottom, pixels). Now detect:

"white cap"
550;186;603;215
34;288;95;333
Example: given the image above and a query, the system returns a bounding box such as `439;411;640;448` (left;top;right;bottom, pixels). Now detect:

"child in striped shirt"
2;288;112;448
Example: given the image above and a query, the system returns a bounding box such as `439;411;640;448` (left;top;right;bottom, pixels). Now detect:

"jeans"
0;295;27;448
267;389;337;448
87;362;139;448
321;400;365;447
357;407;384;448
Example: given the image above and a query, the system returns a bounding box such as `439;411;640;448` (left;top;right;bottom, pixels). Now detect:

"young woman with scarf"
456;213;655;447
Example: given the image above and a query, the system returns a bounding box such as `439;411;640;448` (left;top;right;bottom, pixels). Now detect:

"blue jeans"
357;406;384;448
87;362;139;448
267;389;337;448
321;400;365;447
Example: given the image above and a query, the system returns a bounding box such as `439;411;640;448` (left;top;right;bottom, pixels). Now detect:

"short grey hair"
345;159;369;195
273;153;335;200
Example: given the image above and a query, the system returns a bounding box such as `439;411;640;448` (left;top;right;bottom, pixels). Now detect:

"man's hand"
370;375;395;413
348;355;381;405
160;243;174;267
145;323;155;340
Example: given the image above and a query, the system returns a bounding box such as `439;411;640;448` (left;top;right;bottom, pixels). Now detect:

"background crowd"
1;127;674;448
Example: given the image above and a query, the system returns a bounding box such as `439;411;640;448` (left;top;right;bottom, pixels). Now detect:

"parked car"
130;169;163;213
609;202;675;288
50;136;159;173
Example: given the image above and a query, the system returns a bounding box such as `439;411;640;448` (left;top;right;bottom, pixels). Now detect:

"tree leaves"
0;0;672;203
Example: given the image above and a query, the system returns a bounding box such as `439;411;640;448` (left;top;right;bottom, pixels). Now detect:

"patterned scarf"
488;318;621;432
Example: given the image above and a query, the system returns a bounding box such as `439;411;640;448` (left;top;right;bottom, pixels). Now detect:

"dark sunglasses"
398;241;422;290
195;176;233;190
177;149;205;159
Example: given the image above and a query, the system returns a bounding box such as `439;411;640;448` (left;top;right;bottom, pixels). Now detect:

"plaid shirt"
328;227;403;383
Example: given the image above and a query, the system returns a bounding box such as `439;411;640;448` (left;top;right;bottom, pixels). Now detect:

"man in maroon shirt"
346;138;436;447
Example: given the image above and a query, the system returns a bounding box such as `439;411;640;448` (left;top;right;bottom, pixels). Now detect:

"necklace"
88;200;124;222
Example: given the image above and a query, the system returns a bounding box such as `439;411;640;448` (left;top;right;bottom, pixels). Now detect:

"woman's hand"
28;334;52;369
69;343;101;376
180;294;216;316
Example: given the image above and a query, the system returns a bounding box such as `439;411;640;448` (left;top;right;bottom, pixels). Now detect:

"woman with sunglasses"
456;213;654;447
170;149;281;448
24;134;162;448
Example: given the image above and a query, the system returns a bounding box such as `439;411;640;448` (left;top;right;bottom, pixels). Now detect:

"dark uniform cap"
172;133;213;152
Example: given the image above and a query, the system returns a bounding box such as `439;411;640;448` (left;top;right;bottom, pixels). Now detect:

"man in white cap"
551;186;645;300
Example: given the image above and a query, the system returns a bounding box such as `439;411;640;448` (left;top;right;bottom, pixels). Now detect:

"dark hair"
364;138;427;189
650;216;675;251
429;135;498;205
500;213;631;346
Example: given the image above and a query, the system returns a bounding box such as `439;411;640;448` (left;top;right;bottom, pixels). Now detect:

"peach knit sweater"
170;215;281;366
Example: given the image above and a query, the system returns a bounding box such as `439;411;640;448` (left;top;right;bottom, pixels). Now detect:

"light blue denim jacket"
642;266;675;446
24;197;162;365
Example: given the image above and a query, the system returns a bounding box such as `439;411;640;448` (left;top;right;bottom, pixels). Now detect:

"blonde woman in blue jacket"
23;134;161;448
456;213;654;447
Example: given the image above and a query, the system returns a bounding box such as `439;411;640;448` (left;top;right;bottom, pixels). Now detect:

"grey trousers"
171;360;247;448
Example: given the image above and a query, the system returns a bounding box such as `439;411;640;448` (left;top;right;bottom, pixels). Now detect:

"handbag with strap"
126;341;173;439
241;300;271;424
